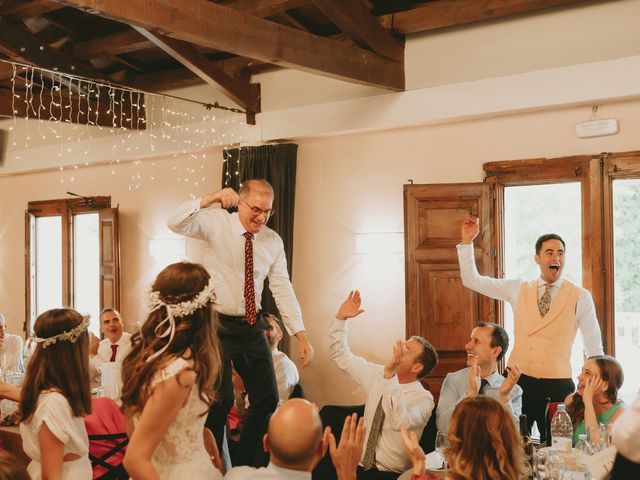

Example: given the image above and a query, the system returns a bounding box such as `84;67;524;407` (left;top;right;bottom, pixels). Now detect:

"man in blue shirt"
436;322;522;434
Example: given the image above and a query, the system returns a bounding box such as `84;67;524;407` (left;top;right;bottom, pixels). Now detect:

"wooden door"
404;183;495;401
99;208;121;312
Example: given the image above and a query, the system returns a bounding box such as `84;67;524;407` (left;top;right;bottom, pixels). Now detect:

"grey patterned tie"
538;283;552;317
362;397;385;470
479;378;490;395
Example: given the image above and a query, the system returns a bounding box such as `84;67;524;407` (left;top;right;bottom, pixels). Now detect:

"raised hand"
329;413;366;480
336;290;365;321
466;356;481;396
461;216;480;244
499;364;521;404
384;340;408;379
201;188;239;209
401;423;426;476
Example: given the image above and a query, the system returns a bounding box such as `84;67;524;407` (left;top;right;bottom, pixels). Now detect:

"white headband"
145;277;216;362
33;315;90;349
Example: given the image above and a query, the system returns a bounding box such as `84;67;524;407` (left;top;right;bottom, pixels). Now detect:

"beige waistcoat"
508;280;580;379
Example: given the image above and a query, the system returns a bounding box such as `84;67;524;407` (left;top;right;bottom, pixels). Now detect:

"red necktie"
110;344;118;362
244;232;257;326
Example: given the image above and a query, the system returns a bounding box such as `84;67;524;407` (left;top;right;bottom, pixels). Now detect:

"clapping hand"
401;423;426;476
384;340;408;379
466;356;481;396
499;364;521;404
336;291;365;321
329;413;366;480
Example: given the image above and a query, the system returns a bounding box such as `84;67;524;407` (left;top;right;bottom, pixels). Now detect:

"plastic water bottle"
575;434;593;479
550;404;573;453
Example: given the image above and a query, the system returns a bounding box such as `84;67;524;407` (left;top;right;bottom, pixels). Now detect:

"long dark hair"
567;355;624;428
19;308;92;422
121;262;221;417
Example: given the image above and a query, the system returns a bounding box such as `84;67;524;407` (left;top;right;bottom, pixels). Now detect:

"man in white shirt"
457;217;604;441
167;179;313;466
330;291;438;479
436;322;522;434
264;314;300;403
89;308;132;380
0;312;23;373
226;398;364;480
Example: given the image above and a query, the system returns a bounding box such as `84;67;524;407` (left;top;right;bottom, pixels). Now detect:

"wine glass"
435;431;450;469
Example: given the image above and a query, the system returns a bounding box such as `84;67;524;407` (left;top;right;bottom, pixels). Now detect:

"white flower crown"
144;277;217;362
33;315;90;349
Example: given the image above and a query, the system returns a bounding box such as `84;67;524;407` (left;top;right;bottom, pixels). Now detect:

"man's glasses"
241;199;275;219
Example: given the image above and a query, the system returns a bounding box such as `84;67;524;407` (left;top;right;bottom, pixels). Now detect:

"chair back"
84;398;129;479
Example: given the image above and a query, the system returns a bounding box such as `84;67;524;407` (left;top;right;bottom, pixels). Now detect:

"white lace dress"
133;357;223;479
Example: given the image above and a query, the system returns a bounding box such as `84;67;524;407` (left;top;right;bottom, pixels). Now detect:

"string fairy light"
2;59;254;190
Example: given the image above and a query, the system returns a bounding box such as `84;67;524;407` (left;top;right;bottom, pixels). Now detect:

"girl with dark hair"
565;355;624;446
19;308;93;479
121;261;223;479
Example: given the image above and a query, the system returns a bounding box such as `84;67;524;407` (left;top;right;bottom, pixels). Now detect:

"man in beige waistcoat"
457;217;603;442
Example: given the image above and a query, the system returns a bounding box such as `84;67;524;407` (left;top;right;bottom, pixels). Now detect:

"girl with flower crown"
19;308;93;479
121;261;223;479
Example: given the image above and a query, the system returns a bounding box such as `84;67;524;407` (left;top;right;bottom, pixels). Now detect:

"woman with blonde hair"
121;261;223;479
402;396;523;480
565;355;624;446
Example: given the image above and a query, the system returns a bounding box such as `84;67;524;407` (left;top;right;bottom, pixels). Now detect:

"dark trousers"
356;466;400;480
205;313;279;467
518;374;575;444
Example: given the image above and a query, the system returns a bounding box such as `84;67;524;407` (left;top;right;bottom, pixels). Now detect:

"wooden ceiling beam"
0;17;106;81
378;0;589;34
224;0;308;17
133;27;260;122
0;0;65;20
51;0;404;91
312;0;403;62
72;29;152;60
0;86;146;129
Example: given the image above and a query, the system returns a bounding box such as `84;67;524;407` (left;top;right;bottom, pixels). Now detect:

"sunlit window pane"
503;183;583;382
612;179;640;403
35;216;62;316
74;213;101;336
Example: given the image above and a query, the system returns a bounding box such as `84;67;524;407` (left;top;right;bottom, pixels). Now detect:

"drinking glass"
546;452;565;480
534;449;548;479
435;432;449;469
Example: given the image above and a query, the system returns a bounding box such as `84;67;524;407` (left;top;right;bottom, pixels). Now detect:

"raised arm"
166;188;238;241
457;217;522;304
329;291;380;391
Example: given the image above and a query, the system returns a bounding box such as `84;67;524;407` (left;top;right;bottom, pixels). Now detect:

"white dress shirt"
329;320;434;473
456;243;604;358
90;332;132;376
272;349;299;403
436;367;522;434
167;199;304;335
225;462;311;480
2;333;23;372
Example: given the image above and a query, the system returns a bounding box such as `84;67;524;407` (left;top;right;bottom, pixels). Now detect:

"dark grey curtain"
221;144;298;352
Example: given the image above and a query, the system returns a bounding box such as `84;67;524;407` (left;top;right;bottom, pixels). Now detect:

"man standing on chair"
168;179;313;466
457;217;603;441
330;290;438;479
